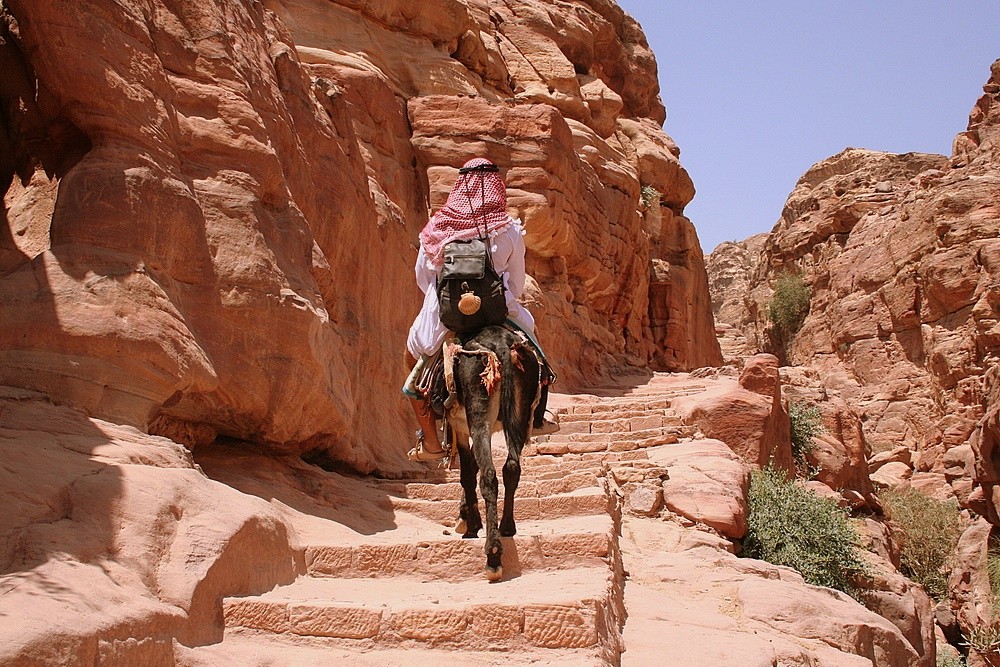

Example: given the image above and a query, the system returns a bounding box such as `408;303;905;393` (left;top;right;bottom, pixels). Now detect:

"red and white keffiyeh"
419;158;513;268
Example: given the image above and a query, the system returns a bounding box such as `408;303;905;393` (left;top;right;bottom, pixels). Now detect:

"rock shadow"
0;389;134;659
194;438;400;537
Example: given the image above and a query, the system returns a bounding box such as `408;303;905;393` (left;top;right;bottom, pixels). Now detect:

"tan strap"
444;341;461;397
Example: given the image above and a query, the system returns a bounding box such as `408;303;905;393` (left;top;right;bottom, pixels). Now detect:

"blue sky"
615;1;1000;253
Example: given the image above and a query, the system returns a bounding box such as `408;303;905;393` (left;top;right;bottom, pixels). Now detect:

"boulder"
651;438;750;538
0;390;301;664
677;354;792;471
871;462;914;490
870;446;913;473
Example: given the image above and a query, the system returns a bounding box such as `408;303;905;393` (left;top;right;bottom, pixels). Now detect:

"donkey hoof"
499;524;516;538
458;520;480;539
484;566;503;582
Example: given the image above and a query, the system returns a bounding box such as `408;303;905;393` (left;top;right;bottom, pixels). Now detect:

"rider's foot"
532;415;560;435
408;443;448;461
407;429;448;462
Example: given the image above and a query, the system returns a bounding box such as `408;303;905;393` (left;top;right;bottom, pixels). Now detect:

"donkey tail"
499;342;530;452
498;342;515;429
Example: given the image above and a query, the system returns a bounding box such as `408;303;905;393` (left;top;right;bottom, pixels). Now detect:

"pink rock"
802;480;842;503
739;353;782;395
623;483;663;517
0;394;300;663
678;362;792;471
948;519;992;638
738;578;927;666
908;472;957;501
871;461;914;490
972;365;1000;522
870;446;913;473
652;439;749;538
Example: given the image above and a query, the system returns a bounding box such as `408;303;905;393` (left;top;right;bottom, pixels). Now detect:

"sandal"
408;443;449;462
532;412;560;435
407;431;449;462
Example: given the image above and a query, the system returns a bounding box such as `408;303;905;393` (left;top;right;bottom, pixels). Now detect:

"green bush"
743;466;867;596
881;489;962;601
767;272;811;341
936;651;966;667
964;623;1000;662
640;184;660;209
789;401;824;465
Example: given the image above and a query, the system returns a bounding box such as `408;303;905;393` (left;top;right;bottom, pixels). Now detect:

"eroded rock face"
971;364;1000;522
706;233;768;332
675;354;792;471
0;389;301;663
0;0;393;472
707;60;1000;505
0;0;720;470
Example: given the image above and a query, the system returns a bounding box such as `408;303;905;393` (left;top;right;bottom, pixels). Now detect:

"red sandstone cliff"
0;0;721;472
708;60;1000;509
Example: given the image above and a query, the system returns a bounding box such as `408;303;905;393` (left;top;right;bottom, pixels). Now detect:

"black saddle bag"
437;238;508;333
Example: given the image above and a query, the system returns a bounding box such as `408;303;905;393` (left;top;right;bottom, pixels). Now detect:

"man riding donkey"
402;157;558;462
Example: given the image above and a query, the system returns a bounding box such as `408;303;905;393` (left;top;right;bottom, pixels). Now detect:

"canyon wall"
708;59;1000;508
0;0;721;472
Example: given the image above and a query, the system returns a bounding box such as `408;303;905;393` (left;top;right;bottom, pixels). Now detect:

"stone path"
179;378;714;666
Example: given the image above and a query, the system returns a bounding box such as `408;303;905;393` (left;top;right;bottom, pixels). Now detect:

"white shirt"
406;219;535;359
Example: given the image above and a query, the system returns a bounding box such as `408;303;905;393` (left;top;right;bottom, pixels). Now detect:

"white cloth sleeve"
414;247;436;295
491;222;534;334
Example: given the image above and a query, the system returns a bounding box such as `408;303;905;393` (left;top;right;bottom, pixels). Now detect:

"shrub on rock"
767;272;811;346
743;466;867;597
881;489;962;601
789;401;824;466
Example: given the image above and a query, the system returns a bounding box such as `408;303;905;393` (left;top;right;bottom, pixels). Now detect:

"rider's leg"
505;320;559;434
404;353;445;456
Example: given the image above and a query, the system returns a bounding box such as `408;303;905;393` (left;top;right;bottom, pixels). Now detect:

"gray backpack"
437;237;508;334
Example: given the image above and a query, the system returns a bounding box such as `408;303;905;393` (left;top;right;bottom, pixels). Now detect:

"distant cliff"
706;59;1000;512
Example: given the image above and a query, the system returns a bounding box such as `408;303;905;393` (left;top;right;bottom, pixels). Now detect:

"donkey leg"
499;453;521;537
456;440;481;538
472;430;502;580
499;344;536;539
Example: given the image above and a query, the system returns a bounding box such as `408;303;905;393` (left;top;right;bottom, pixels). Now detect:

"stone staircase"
208;385;708;666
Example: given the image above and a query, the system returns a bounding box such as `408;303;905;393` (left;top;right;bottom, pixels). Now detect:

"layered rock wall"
707;60;1000;508
0;0;720;471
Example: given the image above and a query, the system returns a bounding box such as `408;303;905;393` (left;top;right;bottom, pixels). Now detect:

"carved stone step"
303;514;615;581
375;470;601;501
223;567;621;654
178;633;606;666
389;486;609;524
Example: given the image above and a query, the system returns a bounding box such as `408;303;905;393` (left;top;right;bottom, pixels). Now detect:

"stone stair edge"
222;568;618;651
182;632;606;667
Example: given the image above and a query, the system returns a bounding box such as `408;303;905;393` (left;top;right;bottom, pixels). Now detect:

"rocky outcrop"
946;518;993;658
622;517;934;667
971;364;1000;522
706;233;768;364
706;232;767;331
0;388;301;663
674;354;792;471
706;60;1000;504
0;0;720;472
